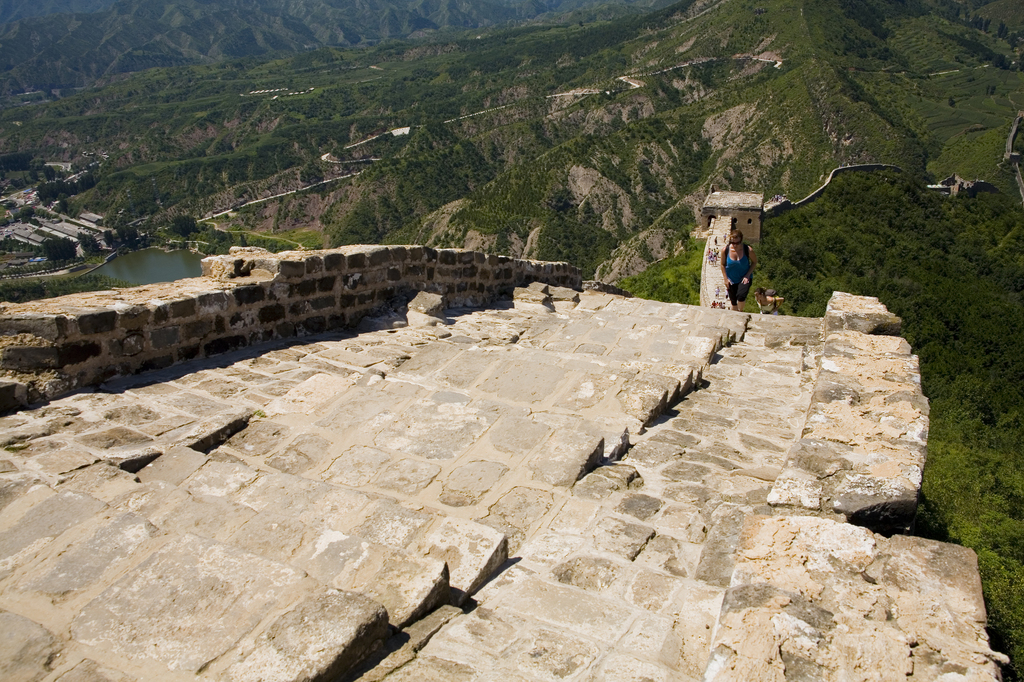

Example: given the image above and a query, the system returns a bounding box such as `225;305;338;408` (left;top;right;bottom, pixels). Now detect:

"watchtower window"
747;218;752;224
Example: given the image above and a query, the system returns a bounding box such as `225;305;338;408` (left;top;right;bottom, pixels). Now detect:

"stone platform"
0;276;1007;681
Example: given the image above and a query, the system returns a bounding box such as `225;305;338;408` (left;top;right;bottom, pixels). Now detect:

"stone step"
703;515;1004;681
0;474;392;682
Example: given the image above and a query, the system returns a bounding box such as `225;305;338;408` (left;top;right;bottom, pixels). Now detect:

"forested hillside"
757;170;1024;679
0;0;675;93
0;0;1021;282
0;0;1016;276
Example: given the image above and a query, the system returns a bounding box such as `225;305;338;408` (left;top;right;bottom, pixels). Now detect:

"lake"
91;248;204;286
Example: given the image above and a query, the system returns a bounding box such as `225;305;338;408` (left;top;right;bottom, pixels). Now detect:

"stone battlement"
0;252;1007;682
0;245;581;405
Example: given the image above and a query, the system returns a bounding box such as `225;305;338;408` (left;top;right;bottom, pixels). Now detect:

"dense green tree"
78;233;100;255
0;275;130;303
170;215;198;239
41;236;77;262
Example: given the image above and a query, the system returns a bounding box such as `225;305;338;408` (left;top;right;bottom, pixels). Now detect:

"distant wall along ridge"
0;246;1007;681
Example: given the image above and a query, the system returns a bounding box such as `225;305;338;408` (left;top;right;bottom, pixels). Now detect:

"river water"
91;248;204;286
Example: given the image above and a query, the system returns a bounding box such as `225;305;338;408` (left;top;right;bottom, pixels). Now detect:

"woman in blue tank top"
719;229;757;311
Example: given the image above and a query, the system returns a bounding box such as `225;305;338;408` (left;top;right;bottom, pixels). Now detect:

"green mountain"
0;0;675;94
0;0;114;23
976;0;1024;31
0;0;1020;283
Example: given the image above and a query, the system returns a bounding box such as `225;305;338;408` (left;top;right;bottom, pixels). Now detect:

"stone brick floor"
0;291;825;682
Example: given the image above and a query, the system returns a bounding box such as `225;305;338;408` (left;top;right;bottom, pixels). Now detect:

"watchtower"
701;190;764;242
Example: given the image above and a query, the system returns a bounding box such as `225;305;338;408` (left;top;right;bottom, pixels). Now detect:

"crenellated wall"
0;245;581;405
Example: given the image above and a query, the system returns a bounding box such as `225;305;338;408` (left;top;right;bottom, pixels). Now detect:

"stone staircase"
699;216;734;309
388;312;823;681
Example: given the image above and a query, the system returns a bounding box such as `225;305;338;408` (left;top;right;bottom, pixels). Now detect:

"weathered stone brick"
60;342;102;365
459;251;475;264
197;292;231;312
151;326;181;349
387;268;401;281
251;329;275;345
368;248;391;267
259;305;286;324
346;253;366;269
77;310;117;335
304;256;323;274
177;344;201;362
289;302;310;316
324;253;345;272
122;333;145;357
310;296;335;311
404;264;425;278
291;280;317;297
2;346;59;370
141;354;174;371
278;261;306;279
0;314;67;341
0;379;26;411
439;250;457;265
234;285;265;306
391;246;408;261
276;322;296;338
204;335;246;356
298;316;326;334
168;299;197;319
344;273;364;290
184;320;213;340
316;276;336;292
268;282;289;301
117;306;151;330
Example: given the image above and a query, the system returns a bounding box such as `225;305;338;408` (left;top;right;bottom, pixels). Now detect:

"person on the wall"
754;287;784;315
720;229;756;312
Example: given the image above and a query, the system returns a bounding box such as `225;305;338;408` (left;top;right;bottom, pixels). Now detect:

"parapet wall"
764;164;905;218
768;292;924;534
0;245;581;405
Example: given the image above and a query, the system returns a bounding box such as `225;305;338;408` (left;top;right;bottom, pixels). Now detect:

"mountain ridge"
0;0;677;94
0;0;1019;284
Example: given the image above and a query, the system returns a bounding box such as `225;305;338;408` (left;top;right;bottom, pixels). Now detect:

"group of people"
717;229;784;314
706;248;721;266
